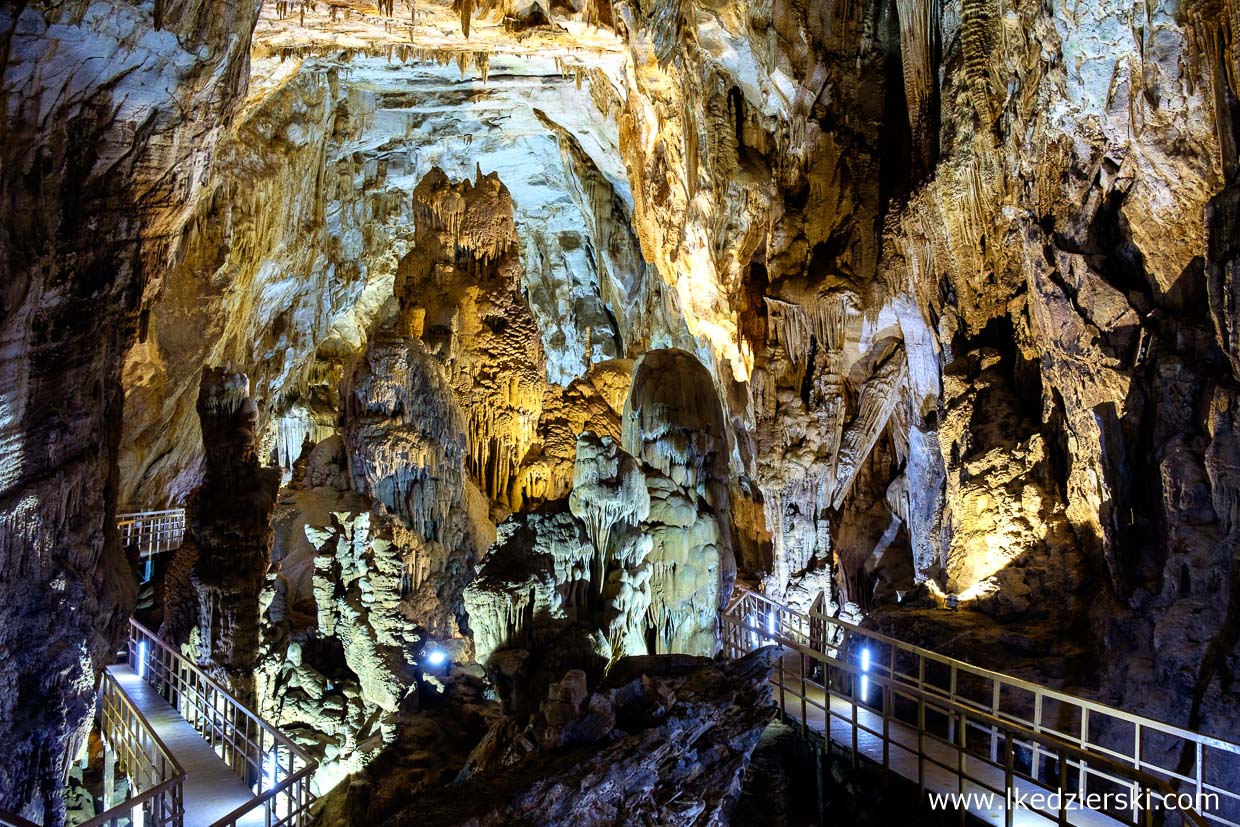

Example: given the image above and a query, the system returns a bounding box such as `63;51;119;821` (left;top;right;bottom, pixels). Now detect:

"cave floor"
774;652;1124;827
108;666;264;827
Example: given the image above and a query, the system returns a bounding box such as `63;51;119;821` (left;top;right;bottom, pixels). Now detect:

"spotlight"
424;648;447;667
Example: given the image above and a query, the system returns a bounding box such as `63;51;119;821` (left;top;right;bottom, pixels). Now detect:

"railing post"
1079;707;1089;801
799;651;808;739
957;710;966;827
1032;692;1043;781
851;665;859;769
1057;748;1068;827
918;695;926;796
1005;735;1015;827
991;679;1000;764
882;675;890;775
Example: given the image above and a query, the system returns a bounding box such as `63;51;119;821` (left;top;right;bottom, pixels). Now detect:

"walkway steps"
106;666;264;827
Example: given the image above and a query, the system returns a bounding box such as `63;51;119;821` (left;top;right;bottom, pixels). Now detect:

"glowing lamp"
263;750;278;787
425;648;447;667
860;647;871;703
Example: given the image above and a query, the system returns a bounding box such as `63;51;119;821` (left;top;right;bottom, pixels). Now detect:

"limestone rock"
400;648;778;826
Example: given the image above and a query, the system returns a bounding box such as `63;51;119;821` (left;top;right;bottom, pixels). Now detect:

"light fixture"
263;750;278;788
766;610;777;637
137;640;147;679
424;647;447;667
860;646;871;703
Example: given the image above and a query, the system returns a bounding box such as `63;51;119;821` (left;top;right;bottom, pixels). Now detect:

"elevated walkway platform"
106;665;263;827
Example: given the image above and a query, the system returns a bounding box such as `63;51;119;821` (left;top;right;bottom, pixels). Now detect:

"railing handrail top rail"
208;764;318;827
128;619;316;764
0;807;43;827
75;773;187;827
730;587;1240;755
117;508;185;520
102;665;187;777
721;614;1209;826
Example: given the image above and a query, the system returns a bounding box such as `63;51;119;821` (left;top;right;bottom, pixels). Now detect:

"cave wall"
601;0;1240;752
0;1;257;818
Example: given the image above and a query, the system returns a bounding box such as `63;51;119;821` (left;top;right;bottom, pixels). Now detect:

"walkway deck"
107;666;264;827
724;588;1240;827
775;651;1122;827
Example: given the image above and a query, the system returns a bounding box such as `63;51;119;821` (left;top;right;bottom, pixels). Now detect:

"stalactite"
961;0;1002;128
830;346;907;509
895;0;939;171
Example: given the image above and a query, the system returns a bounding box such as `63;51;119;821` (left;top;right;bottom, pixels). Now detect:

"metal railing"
117;508;186;558
127;620;317;827
88;670;186;826
723;587;1240;827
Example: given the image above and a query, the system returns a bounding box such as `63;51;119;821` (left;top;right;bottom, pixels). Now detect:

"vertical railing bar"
1080;707;1089;801
799;650;807;740
991;678;1001;764
1033;692;1043;782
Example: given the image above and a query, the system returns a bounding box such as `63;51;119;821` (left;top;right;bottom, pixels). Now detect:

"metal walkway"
106;665;264;827
117;508;186;558
722;588;1240;827
1;621;316;827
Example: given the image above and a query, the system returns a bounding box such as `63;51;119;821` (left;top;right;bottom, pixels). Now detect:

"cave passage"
3;1;1240;826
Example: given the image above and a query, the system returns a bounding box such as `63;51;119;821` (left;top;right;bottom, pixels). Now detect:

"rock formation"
163;370;280;700
393;648;778;826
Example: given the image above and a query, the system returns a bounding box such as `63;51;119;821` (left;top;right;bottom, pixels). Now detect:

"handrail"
210;762;317;827
724;588;1240;826
126;620;317;826
78;778;186;827
0;808;42;827
128;619;311;760
732;587;1240;752
116;508;186;558
116;508;185;521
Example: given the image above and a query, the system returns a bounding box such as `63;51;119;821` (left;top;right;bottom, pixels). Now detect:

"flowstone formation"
251;162;630;787
465;348;736;703
256;435;428;793
162;370;280;701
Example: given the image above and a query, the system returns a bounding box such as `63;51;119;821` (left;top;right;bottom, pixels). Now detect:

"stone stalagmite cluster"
3;0;1240;824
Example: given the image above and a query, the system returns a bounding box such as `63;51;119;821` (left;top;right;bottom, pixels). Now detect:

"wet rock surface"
0;0;257;818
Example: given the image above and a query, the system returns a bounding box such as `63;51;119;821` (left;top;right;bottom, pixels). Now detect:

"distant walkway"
94;621;317;827
722;588;1240;827
107;666;262;827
